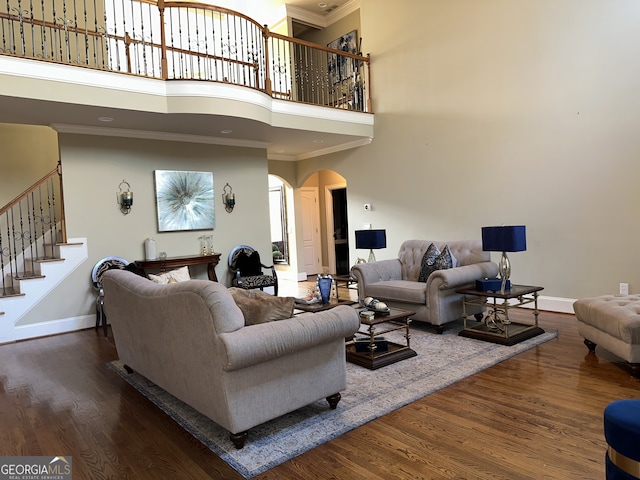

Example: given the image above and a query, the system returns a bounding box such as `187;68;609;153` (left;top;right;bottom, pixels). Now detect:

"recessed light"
312;139;325;143
318;2;328;8
220;129;233;134
98;116;114;122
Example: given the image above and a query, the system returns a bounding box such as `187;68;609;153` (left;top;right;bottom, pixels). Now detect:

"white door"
301;187;322;275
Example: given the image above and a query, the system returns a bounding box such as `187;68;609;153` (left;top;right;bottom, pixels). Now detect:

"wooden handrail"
0;165;61;217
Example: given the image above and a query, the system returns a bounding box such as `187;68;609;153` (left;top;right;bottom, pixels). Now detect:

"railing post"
263;25;272;96
365;53;372;113
57;161;67;244
158;0;168;80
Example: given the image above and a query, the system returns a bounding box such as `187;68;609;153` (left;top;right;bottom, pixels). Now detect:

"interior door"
332;188;349;274
300;187;322;275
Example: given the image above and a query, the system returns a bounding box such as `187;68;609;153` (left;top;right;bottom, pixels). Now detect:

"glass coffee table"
346;306;417;369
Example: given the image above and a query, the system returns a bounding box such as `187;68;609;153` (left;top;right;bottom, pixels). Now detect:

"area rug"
107;321;558;478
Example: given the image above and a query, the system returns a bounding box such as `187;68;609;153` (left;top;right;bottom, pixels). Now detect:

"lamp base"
368;249;376;263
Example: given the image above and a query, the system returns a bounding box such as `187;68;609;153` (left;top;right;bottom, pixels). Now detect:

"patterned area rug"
108;321;558;478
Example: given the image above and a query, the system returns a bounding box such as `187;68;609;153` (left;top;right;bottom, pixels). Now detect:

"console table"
135;253;221;282
456;284;544;345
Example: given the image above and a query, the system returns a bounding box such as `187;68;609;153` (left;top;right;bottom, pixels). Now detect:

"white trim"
52;124;270;149
11;314;95;343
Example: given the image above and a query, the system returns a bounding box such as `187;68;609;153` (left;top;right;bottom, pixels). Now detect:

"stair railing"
0;161;66;297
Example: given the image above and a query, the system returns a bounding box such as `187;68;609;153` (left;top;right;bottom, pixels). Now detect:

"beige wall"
0;124;59;205
19;133;272;325
295;0;640;299
8;0;640;330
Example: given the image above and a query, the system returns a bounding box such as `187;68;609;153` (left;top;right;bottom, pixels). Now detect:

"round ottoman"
604;399;640;479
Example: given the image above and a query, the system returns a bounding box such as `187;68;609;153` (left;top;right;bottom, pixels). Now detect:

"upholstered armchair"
351;240;499;333
228;245;278;295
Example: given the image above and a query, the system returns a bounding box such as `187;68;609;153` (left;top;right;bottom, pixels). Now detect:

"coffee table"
346;307;417;369
294;297;356;313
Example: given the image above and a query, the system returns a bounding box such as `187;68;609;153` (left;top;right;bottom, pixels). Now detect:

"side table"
346;307;417;369
456;284;545;345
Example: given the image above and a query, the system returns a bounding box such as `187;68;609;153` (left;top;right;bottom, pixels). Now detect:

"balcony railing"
0;0;372;112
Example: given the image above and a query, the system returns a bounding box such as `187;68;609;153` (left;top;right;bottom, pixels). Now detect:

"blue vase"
317;276;332;304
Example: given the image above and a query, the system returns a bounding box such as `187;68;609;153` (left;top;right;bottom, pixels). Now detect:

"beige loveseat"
102;269;360;448
351;240;499;332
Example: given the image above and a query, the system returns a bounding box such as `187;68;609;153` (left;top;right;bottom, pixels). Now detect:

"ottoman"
573;295;640;377
604;399;640;479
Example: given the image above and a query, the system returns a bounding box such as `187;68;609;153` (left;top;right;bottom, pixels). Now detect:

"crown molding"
51;124;270;149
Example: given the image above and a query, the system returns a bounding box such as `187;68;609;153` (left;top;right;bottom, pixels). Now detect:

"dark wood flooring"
1;284;637;479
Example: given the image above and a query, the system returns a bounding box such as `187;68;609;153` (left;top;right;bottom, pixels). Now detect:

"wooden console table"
135;253;221;282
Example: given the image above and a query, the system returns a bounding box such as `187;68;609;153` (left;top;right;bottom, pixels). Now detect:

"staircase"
0;163;88;343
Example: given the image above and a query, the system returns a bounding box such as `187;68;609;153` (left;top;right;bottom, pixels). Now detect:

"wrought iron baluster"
25;195;36;275
39;0;47;59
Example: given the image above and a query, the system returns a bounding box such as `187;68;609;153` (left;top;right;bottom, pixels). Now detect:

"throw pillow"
235;250;262;276
148;266;191;284
418;244;457;282
229;287;295;326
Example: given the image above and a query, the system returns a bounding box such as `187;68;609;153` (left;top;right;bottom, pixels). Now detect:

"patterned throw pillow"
418;244;457;282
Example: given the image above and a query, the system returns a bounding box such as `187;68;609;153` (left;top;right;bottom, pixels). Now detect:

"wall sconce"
222;183;235;213
117;180;133;215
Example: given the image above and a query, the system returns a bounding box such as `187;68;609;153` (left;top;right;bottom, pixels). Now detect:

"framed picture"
154;170;215;232
327;30;358;85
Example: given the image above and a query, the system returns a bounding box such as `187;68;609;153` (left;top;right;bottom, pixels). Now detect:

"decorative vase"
317;275;333;304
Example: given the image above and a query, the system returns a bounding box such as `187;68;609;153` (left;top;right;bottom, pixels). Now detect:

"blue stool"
604;399;640;479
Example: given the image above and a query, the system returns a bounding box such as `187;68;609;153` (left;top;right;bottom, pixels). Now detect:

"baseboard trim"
12;314;95;343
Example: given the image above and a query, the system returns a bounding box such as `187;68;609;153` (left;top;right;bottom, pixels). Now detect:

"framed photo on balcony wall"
154;170;215;232
327;29;358;85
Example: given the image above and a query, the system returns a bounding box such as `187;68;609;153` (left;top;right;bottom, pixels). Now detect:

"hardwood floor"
1;282;637;479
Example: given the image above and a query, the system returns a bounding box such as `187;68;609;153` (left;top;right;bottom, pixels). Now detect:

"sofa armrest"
426;262;499;291
219;305;360;371
351;259;402;287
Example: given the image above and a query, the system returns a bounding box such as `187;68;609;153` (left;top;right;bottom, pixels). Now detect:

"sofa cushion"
365;280;426;305
418;244;457;282
229;287;295;325
148;266;191;284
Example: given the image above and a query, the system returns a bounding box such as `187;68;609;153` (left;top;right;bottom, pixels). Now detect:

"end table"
456;284;545;346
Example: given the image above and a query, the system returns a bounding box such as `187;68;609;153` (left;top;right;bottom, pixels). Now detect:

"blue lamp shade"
482;226;527;252
355;229;387;250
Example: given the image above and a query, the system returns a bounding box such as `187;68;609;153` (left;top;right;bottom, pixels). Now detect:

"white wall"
18;133;272;325
294;0;640;300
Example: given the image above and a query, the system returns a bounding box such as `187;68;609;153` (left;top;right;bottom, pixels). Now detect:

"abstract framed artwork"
154;170;215;232
327;29;358;85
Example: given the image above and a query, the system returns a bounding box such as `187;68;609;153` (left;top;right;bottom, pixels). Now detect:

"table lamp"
355;229;386;263
481;225;526;293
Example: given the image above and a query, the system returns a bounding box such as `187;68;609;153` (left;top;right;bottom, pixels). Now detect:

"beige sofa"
351;240;499;332
102;269;360;448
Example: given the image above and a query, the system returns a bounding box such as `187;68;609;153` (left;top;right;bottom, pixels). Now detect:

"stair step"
14;272;46;280
35;257;65;263
0;288;25;298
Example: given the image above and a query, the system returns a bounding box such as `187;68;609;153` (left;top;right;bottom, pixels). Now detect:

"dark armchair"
228;245;278;295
